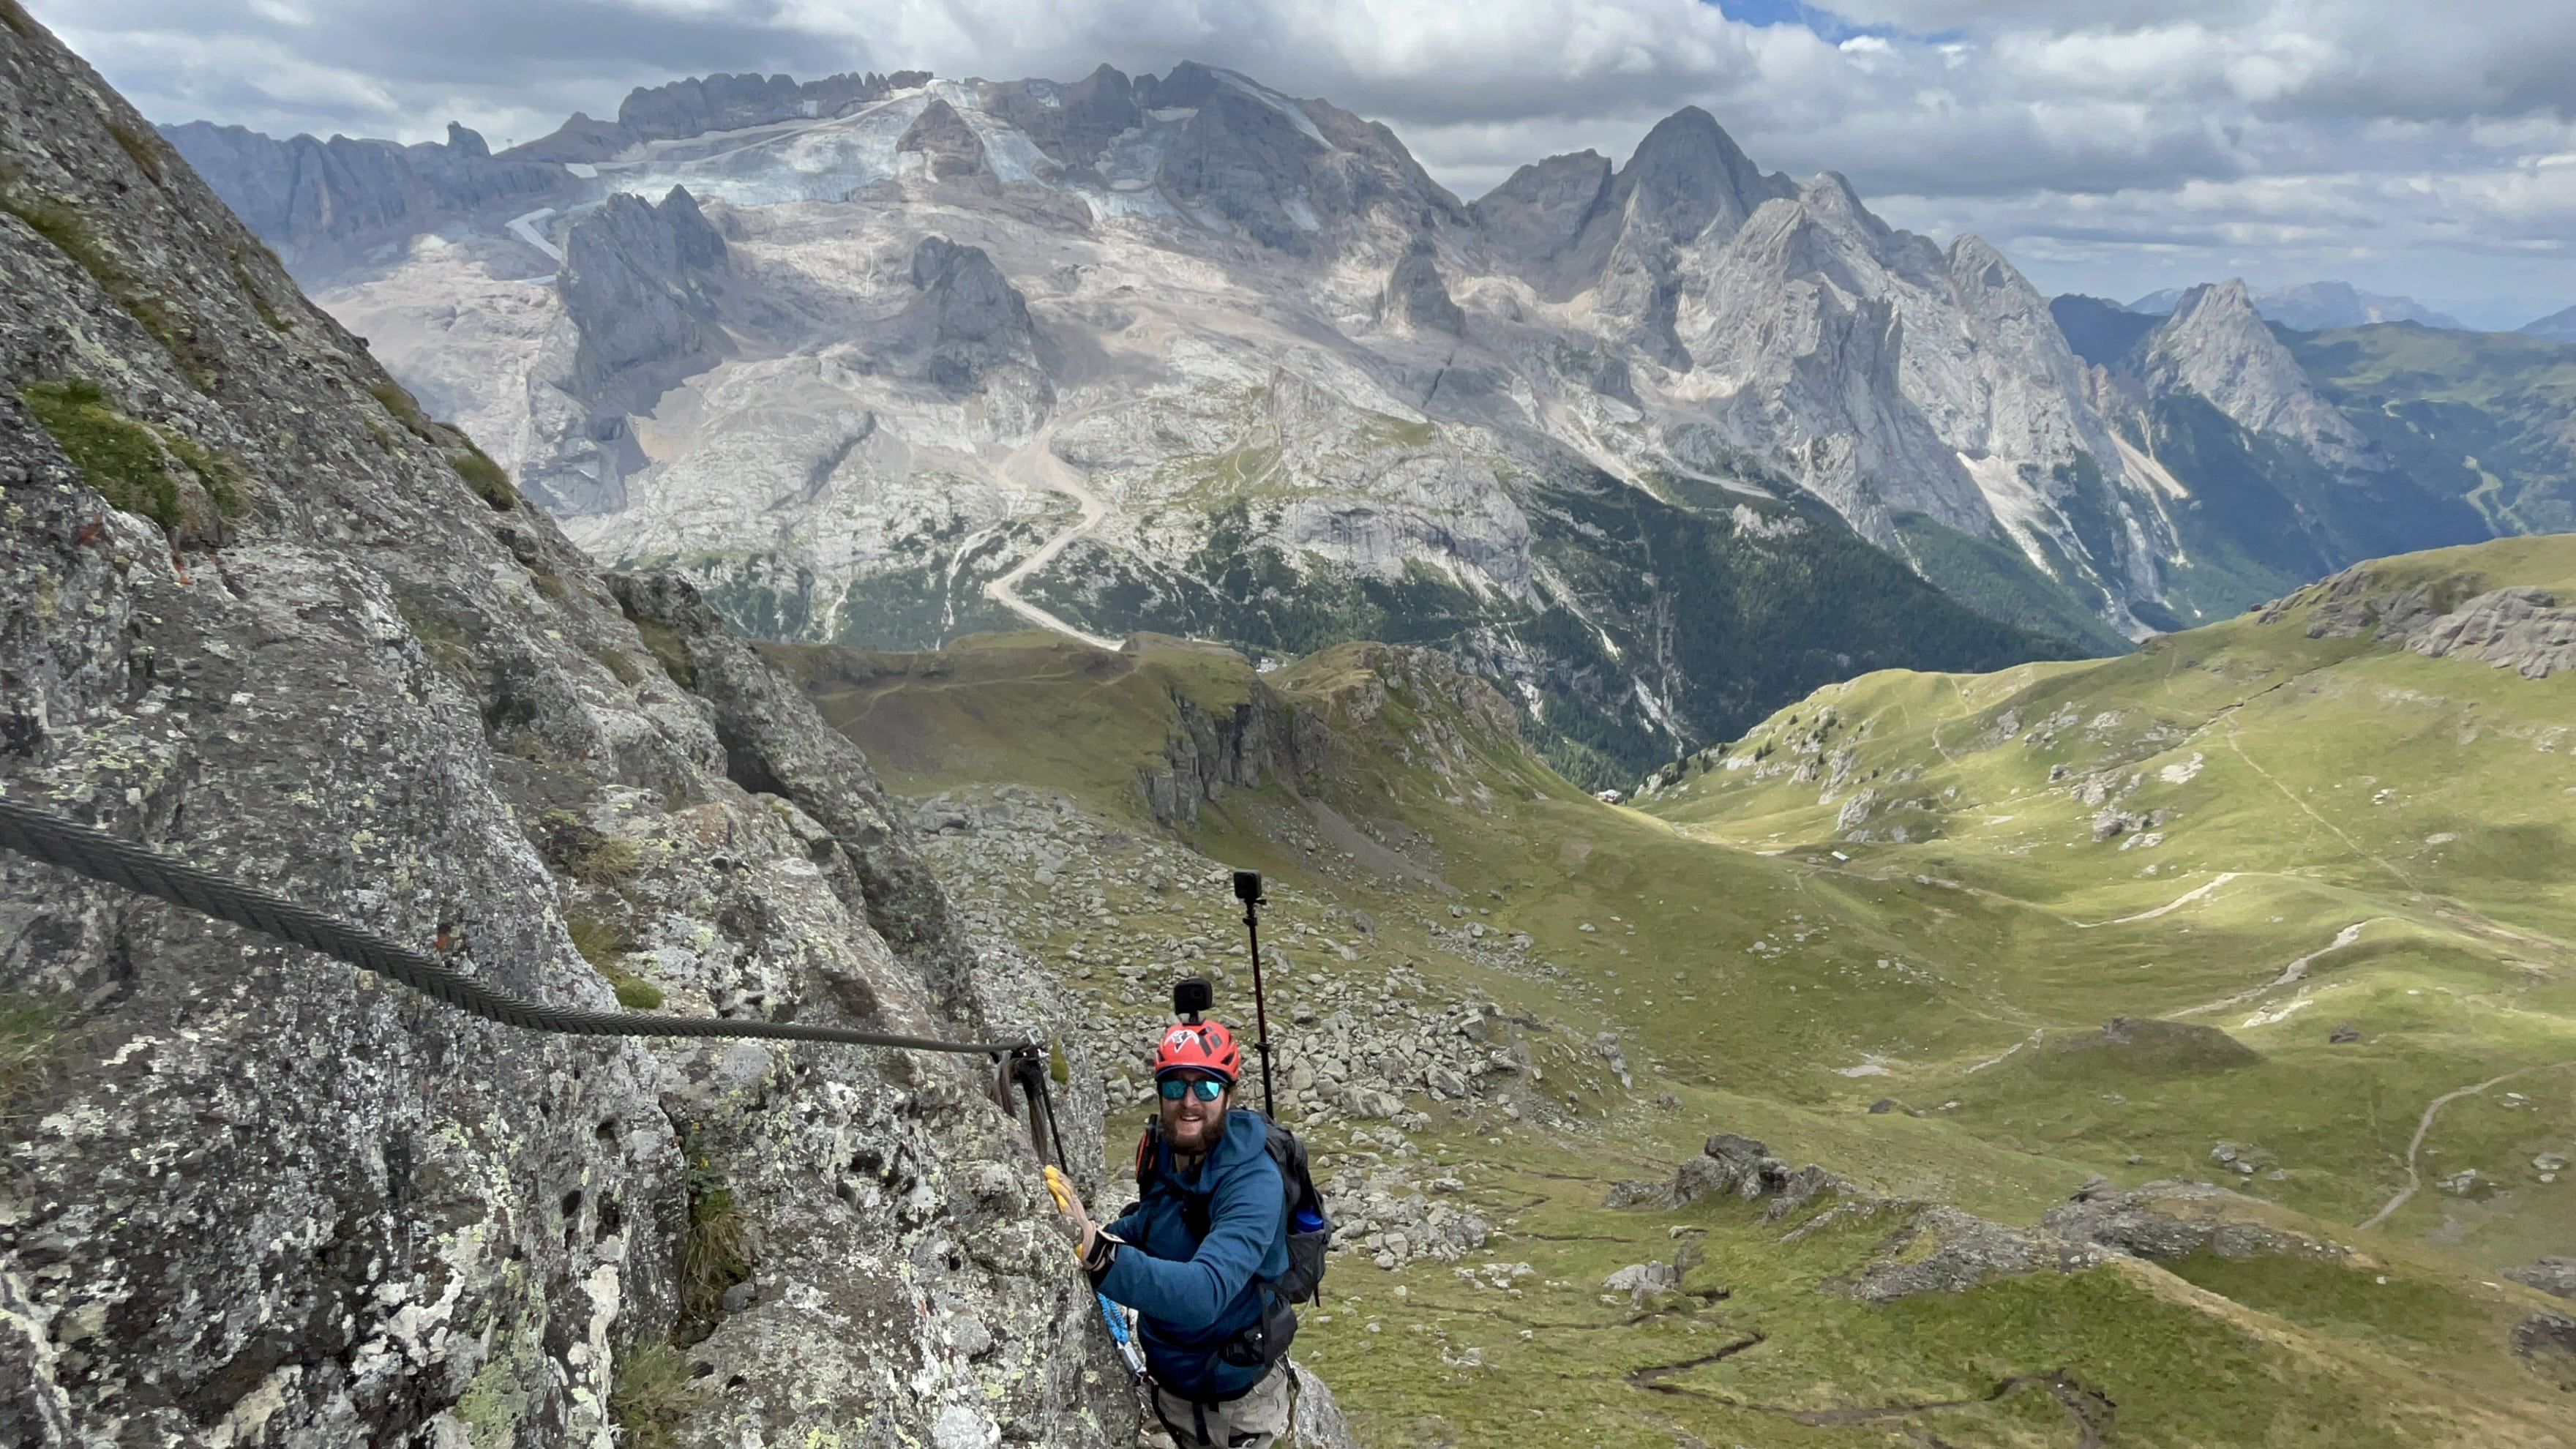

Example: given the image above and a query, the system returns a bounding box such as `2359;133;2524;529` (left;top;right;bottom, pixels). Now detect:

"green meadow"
780;534;2576;1445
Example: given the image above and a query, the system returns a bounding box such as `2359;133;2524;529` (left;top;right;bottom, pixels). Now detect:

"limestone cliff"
2143;280;2381;474
0;11;1122;1446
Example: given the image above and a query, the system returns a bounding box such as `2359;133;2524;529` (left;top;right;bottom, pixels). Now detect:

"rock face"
160;119;574;274
1156;82;1330;255
2143;280;2381;473
1469;150;1613;285
561;187;730;414
1382;240;1464;336
897;236;1047;394
898;98;992;184
0;16;1123;1448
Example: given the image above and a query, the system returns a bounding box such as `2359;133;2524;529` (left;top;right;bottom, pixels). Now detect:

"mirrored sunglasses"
1158;1077;1226;1102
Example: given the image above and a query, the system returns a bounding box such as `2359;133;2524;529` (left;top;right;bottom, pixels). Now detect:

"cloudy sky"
30;0;2576;327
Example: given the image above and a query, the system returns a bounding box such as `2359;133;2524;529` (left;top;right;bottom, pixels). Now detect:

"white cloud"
23;0;2576;318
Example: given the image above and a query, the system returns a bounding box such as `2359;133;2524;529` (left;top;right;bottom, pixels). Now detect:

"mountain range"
2126;280;2466;331
161;65;2576;785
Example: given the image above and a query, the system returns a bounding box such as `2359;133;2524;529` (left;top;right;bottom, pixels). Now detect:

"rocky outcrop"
1134;641;1524;829
1382;240;1464;336
160;119;574;277
1612;1133;2359;1306
2508;1258;2576;1300
2280;563;2576;679
895;236;1047;394
897;98;992;184
2040;1179;2348;1262
2404;585;2576;678
0;16;1120;1447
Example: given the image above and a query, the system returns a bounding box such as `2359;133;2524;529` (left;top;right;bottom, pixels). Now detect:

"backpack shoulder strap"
1134;1119;1164;1188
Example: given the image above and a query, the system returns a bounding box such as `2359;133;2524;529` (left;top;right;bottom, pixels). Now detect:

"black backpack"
1135;1114;1334;1372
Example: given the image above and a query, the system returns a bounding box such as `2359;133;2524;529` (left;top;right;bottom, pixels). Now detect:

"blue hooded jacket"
1097;1107;1289;1401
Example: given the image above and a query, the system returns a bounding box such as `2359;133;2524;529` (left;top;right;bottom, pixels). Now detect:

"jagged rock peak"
975;64;1139;169
159;119;572;274
558;185;731;431
2148;279;2378;470
905;236;1044;389
1471;150;1613;277
1796;171;1885;236
1611;105;1795;247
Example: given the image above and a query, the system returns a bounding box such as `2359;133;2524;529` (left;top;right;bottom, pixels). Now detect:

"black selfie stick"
1235;869;1276;1117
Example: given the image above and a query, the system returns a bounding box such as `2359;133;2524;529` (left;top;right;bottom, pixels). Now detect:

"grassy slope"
2290;323;2576;536
1649;536;2576;1255
785;542;2576;1445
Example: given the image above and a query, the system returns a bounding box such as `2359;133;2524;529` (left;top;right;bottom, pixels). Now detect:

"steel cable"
0;794;1032;1055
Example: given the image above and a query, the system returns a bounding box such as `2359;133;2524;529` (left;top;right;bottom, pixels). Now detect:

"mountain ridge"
2130;280;2466;331
159;61;2575;779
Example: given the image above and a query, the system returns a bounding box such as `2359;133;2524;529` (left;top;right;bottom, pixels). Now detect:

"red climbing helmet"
1153;1019;1241;1084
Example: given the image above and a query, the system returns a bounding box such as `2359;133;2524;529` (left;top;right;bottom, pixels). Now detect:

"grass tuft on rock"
566;911;663;1009
367;381;441;443
106;121;164;182
681;1128;752;1320
632;620;697;690
0;995;61;1123
0;186;218;390
20;378;177;527
593;647;645;686
608;1343;705;1449
228;248;290;332
539;811;645;886
394;597;474;678
450;446;517;511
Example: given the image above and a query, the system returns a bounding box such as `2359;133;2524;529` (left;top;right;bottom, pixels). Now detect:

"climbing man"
1048;1014;1298;1448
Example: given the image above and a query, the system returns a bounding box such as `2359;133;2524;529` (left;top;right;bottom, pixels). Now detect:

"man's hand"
1043;1166;1100;1261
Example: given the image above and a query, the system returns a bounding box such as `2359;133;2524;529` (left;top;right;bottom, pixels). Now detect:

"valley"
749;533;2576;1445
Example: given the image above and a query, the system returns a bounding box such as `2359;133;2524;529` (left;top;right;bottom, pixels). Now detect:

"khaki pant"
1150;1362;1295;1449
